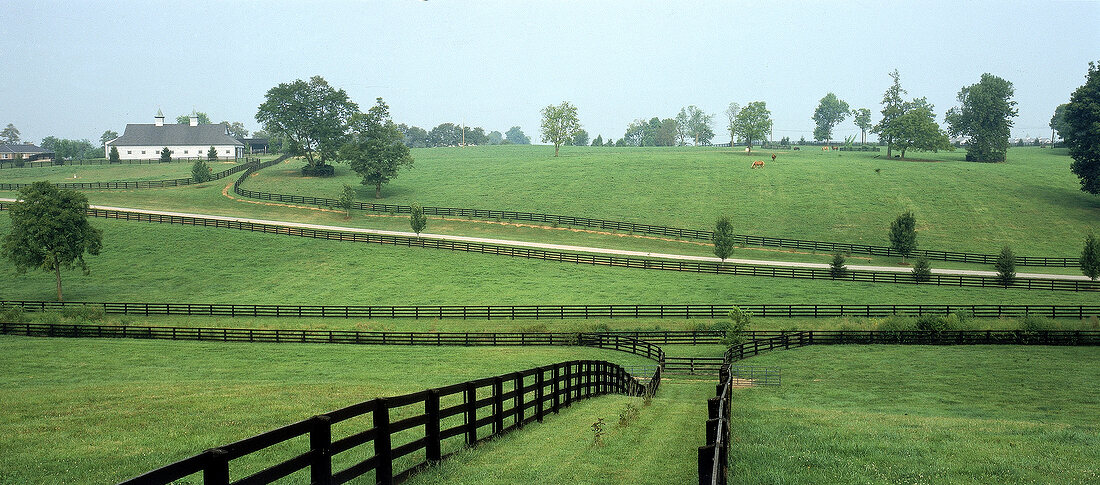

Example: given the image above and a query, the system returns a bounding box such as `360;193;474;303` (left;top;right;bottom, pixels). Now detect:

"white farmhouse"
105;111;244;160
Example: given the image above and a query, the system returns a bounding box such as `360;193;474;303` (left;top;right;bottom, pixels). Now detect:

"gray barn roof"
110;123;244;147
0;143;51;154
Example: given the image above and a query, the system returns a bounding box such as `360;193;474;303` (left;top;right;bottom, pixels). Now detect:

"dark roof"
0;143;50;154
109;123;244;147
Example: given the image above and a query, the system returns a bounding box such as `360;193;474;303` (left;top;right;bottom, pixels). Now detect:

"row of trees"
397;123;531;148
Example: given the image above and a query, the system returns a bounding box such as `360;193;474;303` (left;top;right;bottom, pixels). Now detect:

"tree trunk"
375;183;382;199
55;266;63;302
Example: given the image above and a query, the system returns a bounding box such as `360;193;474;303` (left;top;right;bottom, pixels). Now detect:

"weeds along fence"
231;164;1076;268
3;301;1100;320
120;360;661;485
699;329;1100;485
0;157;264;190
1;199;1094;292
0;322;666;363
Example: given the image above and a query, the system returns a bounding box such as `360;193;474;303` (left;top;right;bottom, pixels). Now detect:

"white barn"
105;111;244;160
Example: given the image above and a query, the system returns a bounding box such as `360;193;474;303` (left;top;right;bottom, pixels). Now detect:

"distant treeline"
397;123;532;147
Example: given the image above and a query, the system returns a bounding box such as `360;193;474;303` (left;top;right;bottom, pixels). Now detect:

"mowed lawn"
0;336;655;484
242;145;1100;256
0;217;1097;305
729;345;1100;484
0;161;240;184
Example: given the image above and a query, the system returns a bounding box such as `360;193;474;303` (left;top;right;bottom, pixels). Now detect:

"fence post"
426;389;441;463
374;398;393;485
204;448;230;485
698;445;715;485
552;365;561;414
536;367;546;422
513;372;524;428
464;382;478;444
492;377;504;436
564;363;573;408
310;415;333;485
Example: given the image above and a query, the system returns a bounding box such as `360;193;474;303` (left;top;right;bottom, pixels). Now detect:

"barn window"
142;151;146;154
184;150;189;154
127;151;132;154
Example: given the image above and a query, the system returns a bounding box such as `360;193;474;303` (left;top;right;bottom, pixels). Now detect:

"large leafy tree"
540;101;581;156
2;123;20;144
873;69;907;158
1065;61;1100;194
732;101;772;153
724;103;740;146
812;93;850;143
99;130;119;145
428;123;462;147
505;126;530;145
852;108;872;145
1049;103;1071;145
221;121;249;138
884;104;953;158
946;73;1018;162
256;75;359;169
339;98;414;199
176;112;212;124
2;182;102;301
679;106;714;146
889;211;917;259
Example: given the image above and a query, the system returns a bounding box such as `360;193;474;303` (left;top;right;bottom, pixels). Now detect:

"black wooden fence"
2;198;1094;292
120;359;661;485
0;157;261;191
0;158;227;169
4;300;1100;320
699;365;734;485
231;164;1077;267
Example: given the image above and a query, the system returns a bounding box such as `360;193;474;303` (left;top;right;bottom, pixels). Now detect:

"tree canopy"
883;104;952;158
540;101;581;156
1050;103;1071;143
338;98;414;199
852;108;872;145
1;182;102;301
2;123;21;144
874;69;907;157
505;126;530;145
724;103;740;146
176;112;212;124
946;73;1018;162
812;93;850;143
99;130;119;145
732;101;772;153
1065;61;1100;194
256;75;358;168
222;121;249;138
679;106;714;146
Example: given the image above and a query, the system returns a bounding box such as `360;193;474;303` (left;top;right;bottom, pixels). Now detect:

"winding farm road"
3;199;1089;282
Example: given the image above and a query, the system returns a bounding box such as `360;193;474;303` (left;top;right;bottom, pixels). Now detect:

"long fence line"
697;329;1100;484
232;162;1077;267
1;199;1093;292
0;157;231;170
121;359;661;485
4;301;1100;320
0;157;262;191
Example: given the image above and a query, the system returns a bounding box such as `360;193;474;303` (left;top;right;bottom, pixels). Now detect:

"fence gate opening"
728;365;781;387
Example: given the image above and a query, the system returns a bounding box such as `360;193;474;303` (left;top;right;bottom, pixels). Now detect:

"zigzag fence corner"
119;359;660;485
698;329;1100;485
229;161;1079;268
2;301;1099;320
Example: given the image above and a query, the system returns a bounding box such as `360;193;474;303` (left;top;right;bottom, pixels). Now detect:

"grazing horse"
793;146;800;151
771;153;777;162
751;160;765;169
822;146;828;151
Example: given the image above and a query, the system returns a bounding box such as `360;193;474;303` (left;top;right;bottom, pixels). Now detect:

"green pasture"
730;345;1100;484
238;145;1099;256
0;336;654;484
0;218;1096;307
0;160;241;184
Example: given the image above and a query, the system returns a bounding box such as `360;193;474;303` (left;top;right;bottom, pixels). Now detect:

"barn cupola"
154;109;165;127
189;110;199;127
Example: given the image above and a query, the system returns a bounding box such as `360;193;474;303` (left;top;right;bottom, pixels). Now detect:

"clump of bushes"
720;307;752;348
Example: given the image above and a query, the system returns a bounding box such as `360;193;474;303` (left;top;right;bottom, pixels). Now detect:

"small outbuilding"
0;143;53;162
105;110;244;160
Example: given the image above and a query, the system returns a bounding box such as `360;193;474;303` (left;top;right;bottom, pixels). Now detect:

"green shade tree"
338;184;355;219
724;103;741;146
1081;233;1100;280
681;105;714;146
100;130;119;145
733;101;772;154
884;105;952;158
222;121;249;139
2;123;20;144
591;134;603;146
339;98;414;199
712;216;735;261
191;160;212;183
946;73;1018;162
108;146;120;164
995;246;1016;287
1065;61;1100;194
571;129;589;147
889;211;917;259
256;75;358;171
540;101;581;156
505;126;530;145
812;93;850;143
410;203;427;236
1;182;102;301
1049;103;1071;145
852;108;872;145
874;69;907;158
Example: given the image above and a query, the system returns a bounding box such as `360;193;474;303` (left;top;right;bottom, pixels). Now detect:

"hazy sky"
3;1;1098;145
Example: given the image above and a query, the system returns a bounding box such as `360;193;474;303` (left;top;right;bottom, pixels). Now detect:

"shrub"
889;211;918;259
618;403;640;427
159;147;172;163
721;307;752;348
207;146;218;161
410;203;427;235
591;417;606;447
301;164;335;177
911;257;932;282
60;305;106;323
13;153;24;167
876;315;916;331
712;216;735;261
829;252;848;279
915;315;960;332
0;304;25;323
1020;316;1055;332
1081;233;1100;280
191;160;213;183
995;246;1016;287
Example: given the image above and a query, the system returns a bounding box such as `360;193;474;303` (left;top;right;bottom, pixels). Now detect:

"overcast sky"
3;1;1098;145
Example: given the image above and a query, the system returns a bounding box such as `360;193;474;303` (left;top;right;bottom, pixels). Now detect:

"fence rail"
0;157;238;169
0;157;261;191
120;359;660;485
232;162;1077;267
4;301;1099;320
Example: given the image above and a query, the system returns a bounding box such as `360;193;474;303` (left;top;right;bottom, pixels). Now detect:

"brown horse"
771;153;777;162
751;160;765;169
